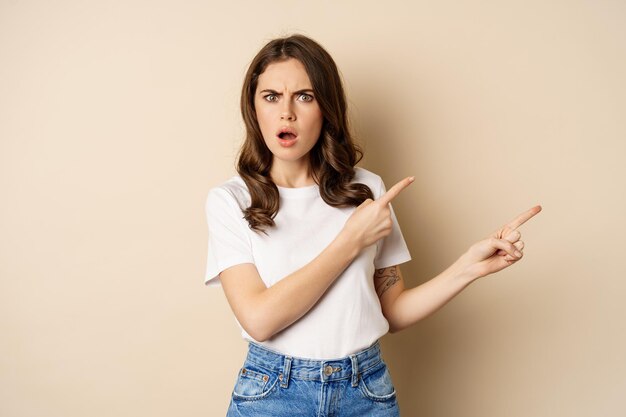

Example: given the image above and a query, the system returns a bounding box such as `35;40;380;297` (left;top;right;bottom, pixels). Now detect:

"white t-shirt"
204;166;412;359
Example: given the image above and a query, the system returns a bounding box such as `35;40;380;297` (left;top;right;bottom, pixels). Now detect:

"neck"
270;158;315;188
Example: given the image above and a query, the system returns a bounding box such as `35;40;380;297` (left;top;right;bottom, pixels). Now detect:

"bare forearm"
389;257;478;333
253;232;360;341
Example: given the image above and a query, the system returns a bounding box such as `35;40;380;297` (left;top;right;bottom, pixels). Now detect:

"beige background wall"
1;1;624;416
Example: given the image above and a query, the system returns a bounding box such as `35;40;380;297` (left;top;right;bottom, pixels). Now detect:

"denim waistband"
244;340;383;388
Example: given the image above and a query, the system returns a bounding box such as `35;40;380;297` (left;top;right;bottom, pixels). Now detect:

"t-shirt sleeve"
373;176;412;269
204;187;255;287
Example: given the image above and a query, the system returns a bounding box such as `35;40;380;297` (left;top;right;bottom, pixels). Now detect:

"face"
254;58;323;167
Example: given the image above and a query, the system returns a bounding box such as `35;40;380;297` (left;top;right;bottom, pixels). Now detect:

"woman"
204;34;541;417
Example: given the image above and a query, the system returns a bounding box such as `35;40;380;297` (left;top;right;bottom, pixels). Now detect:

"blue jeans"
226;339;400;416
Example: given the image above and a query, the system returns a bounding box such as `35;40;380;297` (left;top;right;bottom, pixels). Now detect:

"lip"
277;136;298;147
276;126;298;138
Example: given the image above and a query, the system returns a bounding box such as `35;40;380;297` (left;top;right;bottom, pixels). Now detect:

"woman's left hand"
457;205;542;280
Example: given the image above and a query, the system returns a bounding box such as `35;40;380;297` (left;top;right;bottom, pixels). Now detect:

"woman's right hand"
341;176;415;251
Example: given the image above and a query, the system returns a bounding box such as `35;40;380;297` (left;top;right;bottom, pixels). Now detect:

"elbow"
247;327;271;343
242;309;274;343
386;316;402;334
248;330;270;343
388;324;404;334
239;290;287;342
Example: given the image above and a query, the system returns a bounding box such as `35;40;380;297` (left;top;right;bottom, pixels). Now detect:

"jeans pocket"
358;361;397;402
231;361;279;401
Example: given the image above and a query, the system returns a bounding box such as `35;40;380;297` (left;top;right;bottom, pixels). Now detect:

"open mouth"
276;126;298;140
278;132;298;140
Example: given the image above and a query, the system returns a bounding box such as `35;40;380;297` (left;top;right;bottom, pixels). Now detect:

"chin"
273;154;308;162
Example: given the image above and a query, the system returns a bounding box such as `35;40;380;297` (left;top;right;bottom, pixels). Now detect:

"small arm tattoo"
374;266;400;297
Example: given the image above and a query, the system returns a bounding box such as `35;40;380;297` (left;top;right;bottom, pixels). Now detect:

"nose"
280;102;295;121
280;111;295;121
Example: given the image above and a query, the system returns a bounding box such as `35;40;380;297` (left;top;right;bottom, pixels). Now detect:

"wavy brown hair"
237;34;374;234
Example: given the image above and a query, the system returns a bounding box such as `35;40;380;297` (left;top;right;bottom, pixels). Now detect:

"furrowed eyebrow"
259;88;314;95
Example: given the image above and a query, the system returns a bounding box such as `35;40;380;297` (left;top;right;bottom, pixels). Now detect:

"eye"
262;93;313;102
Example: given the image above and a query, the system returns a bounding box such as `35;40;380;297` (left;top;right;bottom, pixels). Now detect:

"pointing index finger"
377;176;415;206
505;205;543;230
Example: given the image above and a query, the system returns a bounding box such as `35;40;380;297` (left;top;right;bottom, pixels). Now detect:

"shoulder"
206;174;251;213
353;166;384;197
353;166;383;183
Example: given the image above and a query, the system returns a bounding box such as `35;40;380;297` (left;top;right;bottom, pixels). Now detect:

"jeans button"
324;365;333;376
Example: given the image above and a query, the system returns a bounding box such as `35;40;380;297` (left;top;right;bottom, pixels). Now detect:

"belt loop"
350;354;359;387
280;356;292;388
